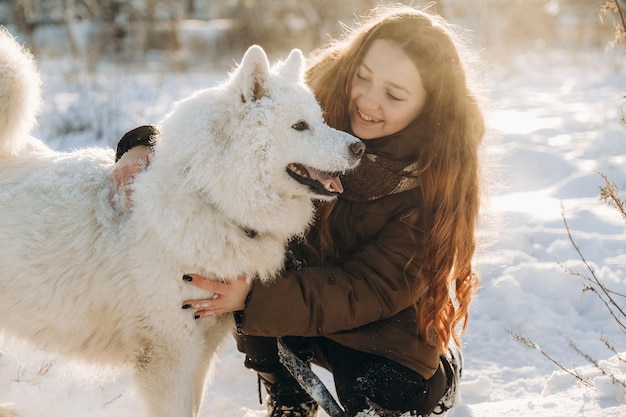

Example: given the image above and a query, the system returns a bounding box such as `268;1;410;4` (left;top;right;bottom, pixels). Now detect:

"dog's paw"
0;404;20;417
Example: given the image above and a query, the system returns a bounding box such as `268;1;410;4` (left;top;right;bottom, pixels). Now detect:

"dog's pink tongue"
307;167;344;193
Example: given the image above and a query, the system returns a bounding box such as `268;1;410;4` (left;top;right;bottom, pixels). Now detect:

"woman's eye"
387;93;402;101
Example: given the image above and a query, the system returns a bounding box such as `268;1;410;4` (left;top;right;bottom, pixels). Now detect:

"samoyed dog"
0;29;364;417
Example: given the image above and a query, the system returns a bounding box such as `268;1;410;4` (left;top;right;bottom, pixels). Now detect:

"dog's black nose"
351;141;366;158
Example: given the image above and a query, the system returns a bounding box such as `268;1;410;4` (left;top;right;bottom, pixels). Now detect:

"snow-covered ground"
1;46;625;416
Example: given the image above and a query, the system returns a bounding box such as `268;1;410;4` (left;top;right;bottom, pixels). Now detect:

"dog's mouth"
286;163;343;196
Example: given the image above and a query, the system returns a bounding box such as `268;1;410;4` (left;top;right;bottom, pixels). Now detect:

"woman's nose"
357;86;379;111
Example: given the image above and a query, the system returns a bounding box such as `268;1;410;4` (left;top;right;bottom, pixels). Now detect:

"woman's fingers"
181;274;252;318
110;146;152;208
182;274;229;292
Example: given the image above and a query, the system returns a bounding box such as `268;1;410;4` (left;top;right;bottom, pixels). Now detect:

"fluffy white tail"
0;28;41;157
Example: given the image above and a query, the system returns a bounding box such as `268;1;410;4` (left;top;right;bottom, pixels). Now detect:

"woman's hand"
182;274;252;319
110;145;152;209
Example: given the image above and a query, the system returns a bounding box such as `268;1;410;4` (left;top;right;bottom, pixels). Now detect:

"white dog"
0;28;364;417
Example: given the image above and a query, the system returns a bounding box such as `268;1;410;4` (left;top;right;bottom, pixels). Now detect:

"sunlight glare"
488;109;561;134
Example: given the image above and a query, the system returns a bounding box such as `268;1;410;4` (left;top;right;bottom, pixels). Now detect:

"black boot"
429;344;463;416
258;368;318;417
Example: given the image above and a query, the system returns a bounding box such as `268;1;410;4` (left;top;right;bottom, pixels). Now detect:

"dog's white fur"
0;28;363;416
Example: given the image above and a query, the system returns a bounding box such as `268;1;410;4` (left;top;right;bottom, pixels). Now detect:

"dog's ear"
235;45;270;103
278;48;305;83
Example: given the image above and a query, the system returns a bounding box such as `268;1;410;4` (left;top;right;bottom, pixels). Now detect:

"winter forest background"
0;0;619;145
1;0;619;70
1;0;626;416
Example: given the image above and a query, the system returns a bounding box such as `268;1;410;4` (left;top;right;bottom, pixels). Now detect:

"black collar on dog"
242;227;258;239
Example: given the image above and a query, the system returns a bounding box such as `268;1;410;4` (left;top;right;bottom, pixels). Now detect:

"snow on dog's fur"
0;28;364;417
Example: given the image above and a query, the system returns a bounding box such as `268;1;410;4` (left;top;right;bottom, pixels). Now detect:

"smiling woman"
110;4;487;417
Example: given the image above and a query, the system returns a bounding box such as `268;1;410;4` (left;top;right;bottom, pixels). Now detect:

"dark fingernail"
182;274;193;282
182;304;192;310
194;315;200;320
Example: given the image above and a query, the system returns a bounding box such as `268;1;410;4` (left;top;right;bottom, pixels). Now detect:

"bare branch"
508;330;595;388
569;338;626;389
614;0;626;32
598;172;626;223
602;337;626;365
560;204;626;333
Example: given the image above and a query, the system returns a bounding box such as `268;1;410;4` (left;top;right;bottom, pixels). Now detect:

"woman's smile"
355;106;382;124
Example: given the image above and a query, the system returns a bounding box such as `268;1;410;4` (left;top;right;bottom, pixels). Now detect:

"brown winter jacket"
237;131;442;380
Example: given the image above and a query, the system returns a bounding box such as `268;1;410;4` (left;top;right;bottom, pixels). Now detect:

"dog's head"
150;45;363;233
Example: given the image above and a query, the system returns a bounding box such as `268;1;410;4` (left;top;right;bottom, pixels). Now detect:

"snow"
1;45;626;416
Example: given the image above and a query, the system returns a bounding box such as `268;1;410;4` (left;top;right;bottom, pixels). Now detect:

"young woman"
113;5;486;417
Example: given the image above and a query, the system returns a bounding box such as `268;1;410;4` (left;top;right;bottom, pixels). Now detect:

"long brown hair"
305;5;485;352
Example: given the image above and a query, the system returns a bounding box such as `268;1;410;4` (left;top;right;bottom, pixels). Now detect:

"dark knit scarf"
340;124;422;201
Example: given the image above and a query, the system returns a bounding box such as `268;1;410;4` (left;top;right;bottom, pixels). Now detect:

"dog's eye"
291;121;309;131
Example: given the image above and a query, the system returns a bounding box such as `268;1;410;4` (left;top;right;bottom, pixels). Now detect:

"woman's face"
349;39;427;140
